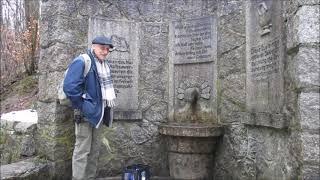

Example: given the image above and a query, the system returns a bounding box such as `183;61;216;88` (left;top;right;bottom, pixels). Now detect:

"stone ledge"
241;112;288;129
0;158;50;180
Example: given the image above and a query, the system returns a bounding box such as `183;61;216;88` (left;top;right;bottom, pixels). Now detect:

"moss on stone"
38;125;74;160
0;127;8;145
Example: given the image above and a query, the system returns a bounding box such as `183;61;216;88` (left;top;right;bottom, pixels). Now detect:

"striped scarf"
92;50;116;107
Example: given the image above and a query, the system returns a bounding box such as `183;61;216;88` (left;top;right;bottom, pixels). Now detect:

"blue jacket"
63;50;103;127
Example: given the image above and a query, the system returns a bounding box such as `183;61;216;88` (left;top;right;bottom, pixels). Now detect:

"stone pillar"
286;1;319;179
37;0;88;178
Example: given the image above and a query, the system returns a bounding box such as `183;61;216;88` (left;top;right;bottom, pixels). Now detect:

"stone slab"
173;62;217;124
168;152;213;179
245;0;287;128
294;47;320;88
168;16;218;124
299;92;320;131
286;5;320;49
301;132;320;164
88;17;141;120
0;158;49;179
301;165;320;180
170;16;216;64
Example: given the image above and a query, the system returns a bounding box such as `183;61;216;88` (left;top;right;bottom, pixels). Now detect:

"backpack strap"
80;54;91;77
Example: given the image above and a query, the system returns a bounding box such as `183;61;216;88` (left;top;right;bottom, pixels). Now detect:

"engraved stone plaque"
88;17;141;120
245;0;286;128
168;16;218;124
170;16;216;64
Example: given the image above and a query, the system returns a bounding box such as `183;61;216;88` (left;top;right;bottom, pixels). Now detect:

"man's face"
92;44;111;61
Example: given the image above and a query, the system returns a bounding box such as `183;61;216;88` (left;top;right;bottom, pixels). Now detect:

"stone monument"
244;0;287;128
159;15;223;180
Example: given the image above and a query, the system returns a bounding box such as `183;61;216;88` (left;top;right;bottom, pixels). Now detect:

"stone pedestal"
159;123;223;180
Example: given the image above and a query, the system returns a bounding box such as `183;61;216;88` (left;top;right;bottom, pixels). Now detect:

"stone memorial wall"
88;17;142;120
36;0;319;179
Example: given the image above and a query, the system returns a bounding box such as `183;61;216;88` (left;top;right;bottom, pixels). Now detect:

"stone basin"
159;123;223;180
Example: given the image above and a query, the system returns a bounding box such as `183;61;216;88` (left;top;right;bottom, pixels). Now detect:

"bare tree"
0;0;40;92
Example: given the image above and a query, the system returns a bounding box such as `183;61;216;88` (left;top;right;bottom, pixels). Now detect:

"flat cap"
92;35;114;48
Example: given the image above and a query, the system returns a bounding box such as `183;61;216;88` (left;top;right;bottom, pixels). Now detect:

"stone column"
286;1;319;179
37;0;88;178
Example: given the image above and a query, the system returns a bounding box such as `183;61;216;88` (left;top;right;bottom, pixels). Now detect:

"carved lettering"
109;58;134;93
249;37;280;81
172;17;214;63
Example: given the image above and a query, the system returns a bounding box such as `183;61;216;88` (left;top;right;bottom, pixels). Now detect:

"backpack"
122;164;151;180
57;54;92;106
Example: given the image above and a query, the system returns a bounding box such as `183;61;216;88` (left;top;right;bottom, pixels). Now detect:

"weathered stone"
218;0;245;54
38;72;63;102
213;124;253;179
168;152;214;179
40;14;88;50
0;133;22;165
0;119;16;130
40;0;78;17
98;124;168;177
287;5;320;49
164;0;216;20
36;122;74;161
160;124;222;179
299;93;320;130
293;46;320;88
0;117;37;165
284;0;319;19
218;0;246;121
130;124;151;144
245;0;285;111
21;135;36;157
36;102;74;161
220;73;246;123
301;132;320;163
139;23;169;117
39;43;87;73
143;102;168;123
14;122;37;134
302;164;320;180
218;45;246;124
170;16;216;64
214;124;300;179
0;158;50;180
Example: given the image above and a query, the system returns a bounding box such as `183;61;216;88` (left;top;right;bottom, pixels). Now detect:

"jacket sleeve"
63;57;85;109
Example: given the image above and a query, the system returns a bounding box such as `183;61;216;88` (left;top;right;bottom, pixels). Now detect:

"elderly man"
63;35;116;180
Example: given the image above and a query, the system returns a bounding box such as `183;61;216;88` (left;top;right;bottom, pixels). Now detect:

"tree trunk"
24;0;40;75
